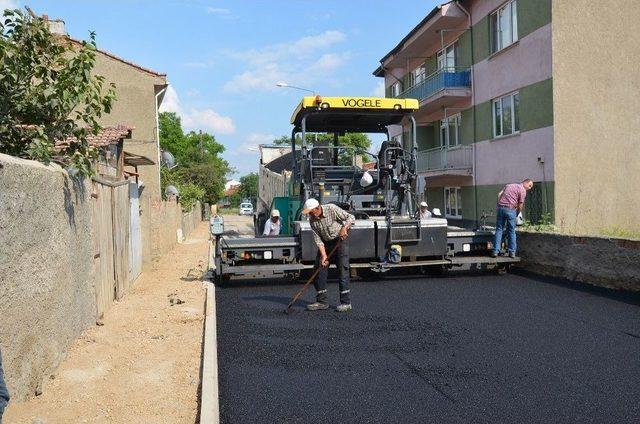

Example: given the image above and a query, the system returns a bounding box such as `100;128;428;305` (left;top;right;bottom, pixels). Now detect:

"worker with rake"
301;198;355;312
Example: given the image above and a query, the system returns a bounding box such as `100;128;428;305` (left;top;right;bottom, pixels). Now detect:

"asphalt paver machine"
211;96;518;285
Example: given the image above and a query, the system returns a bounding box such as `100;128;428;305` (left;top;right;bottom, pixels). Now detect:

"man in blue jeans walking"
0;348;10;423
492;179;533;258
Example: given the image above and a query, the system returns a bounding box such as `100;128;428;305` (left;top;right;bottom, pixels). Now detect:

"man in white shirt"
417;201;432;220
263;209;281;236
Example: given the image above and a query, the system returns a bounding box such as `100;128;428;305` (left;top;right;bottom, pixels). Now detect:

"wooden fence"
91;177;140;317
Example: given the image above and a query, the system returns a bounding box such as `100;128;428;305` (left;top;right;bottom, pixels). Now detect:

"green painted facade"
424;182;555;225
387;0;555;225
519;78;554;132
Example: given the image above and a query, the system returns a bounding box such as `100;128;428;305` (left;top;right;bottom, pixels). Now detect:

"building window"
444;187;462;218
411;65;426;86
490;0;518;54
492;92;519;138
437;42;457;72
391;81;402;97
440;114;461;148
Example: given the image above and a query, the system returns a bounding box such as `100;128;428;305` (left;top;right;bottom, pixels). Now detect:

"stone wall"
517;230;640;292
0;154;97;401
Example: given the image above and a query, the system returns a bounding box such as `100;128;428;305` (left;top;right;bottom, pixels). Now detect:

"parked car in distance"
239;202;254;216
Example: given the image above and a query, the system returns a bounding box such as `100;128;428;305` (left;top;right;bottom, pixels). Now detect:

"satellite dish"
161;150;177;169
360;171;373;187
165;185;179;197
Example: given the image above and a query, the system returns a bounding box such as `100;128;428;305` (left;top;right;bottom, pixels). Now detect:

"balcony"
416;145;473;177
395;68;471;114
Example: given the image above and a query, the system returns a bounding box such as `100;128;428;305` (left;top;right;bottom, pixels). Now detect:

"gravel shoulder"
4;223;210;424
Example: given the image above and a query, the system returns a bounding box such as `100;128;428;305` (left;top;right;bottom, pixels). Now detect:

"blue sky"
3;0;439;175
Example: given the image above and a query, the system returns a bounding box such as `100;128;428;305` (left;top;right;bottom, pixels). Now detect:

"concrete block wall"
150;200;203;265
517;231;640;292
0;154;97;401
0;153;205;401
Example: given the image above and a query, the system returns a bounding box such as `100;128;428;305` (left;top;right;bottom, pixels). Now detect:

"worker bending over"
302;198;355;312
492;178;533;258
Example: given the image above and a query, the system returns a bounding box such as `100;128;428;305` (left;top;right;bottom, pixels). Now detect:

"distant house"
225;179;241;191
46;16;169;271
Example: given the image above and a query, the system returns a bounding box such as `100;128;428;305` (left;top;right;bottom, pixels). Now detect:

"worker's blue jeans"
314;237;351;305
493;206;517;254
0;349;9;422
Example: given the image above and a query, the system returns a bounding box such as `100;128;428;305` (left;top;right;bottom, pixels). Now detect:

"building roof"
56;125;134;148
67;37;167;78
124;151;155;166
372;3;444;77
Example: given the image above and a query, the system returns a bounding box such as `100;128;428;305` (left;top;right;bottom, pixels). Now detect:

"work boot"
335;303;352;313
306;302;329;311
490;251;498;258
508;252;516;258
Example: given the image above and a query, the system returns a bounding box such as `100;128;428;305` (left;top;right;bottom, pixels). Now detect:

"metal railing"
416;145;473;173
395;67;471;102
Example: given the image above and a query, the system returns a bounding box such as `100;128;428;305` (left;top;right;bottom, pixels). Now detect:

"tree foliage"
159;112;230;205
272;133;372;165
0;8;117;176
272;133;371;151
239;172;258;203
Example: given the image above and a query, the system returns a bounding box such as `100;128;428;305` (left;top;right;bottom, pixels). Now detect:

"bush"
176;183;204;212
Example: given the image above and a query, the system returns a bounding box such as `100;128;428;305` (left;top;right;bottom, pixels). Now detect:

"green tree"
238;172;258;204
159;112;230;205
272;133;371;151
0;9;117;176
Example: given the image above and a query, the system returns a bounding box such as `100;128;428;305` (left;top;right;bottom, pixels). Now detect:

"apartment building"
374;0;640;235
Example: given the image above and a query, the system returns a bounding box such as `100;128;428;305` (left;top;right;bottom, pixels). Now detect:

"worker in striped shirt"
301;198;355;312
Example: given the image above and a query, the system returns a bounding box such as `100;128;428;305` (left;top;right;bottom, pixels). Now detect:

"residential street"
3;223;210;424
216;271;640;423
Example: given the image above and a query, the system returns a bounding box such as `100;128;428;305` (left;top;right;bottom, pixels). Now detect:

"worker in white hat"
417;201;432;220
262;209;281;236
301;198;355;312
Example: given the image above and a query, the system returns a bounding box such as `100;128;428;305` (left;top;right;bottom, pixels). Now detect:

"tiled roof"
224;186;240;197
56;125;134;148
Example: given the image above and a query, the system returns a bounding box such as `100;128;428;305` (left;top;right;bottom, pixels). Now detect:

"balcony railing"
395;67;471;102
416;145;473;173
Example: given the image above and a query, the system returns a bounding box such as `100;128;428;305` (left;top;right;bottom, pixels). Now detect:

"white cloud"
160;85;181;113
371;80;385;97
160;85;235;135
207;7;230;14
224;30;349;93
0;0;19;10
183;109;235;134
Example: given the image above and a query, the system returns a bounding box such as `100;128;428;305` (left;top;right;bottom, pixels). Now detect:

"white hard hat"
271;209;280;217
301;198;320;214
360;171;373;187
420;201;428;207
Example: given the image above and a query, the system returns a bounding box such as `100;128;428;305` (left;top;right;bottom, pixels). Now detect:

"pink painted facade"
473;24;552;105
474;126;555;186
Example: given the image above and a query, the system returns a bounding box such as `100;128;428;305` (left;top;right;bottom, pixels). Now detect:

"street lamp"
276;82;315;95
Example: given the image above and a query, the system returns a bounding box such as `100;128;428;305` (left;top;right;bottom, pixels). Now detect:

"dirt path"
4;223;210;424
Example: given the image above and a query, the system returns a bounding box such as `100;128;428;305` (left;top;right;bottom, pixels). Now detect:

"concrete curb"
199;281;220;423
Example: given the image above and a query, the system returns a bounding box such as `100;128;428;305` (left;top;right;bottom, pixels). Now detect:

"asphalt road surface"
216;268;640;423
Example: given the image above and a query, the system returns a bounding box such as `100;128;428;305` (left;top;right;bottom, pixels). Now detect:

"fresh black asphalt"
215;272;640;423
